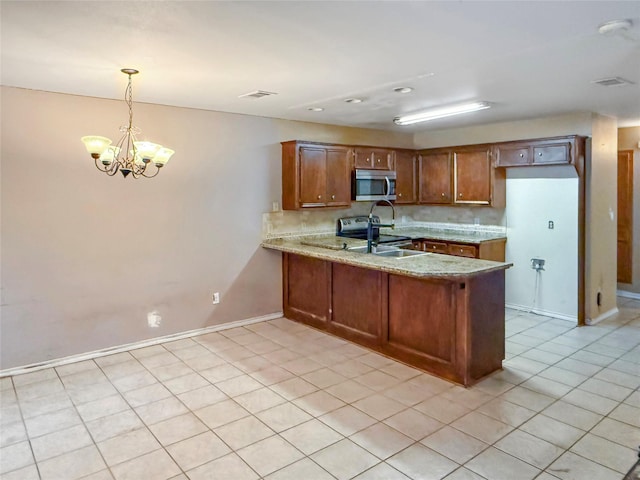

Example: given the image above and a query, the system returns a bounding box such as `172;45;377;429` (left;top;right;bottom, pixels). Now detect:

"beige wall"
586;114;619;320
618;127;640;295
413;112;593;148
0;86;413;369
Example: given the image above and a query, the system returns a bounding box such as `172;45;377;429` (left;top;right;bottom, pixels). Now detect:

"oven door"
354;170;396;201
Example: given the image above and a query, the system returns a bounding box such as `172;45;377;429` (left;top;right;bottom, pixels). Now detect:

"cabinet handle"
538;152;543;156
377;158;381;163
460;249;464;253
459;193;463;197
331;194;335;199
519;153;524;157
441;192;446;197
317;195;322;199
398;193;402;197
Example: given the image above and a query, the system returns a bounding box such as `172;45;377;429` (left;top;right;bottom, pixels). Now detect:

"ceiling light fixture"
393;87;413;94
393;101;491;126
81;69;174;178
308;107;324;112
597;19;633;35
344;98;363;104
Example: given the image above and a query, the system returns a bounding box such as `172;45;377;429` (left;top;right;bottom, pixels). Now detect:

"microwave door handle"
384;176;391;197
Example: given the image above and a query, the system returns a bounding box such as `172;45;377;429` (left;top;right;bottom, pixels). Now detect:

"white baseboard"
505;303;578;323
0;311;284;378
586;307;619;325
617;290;640;300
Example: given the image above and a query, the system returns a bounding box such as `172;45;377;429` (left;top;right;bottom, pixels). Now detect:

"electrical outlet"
212;292;220;304
548;221;554;229
531;258;545;271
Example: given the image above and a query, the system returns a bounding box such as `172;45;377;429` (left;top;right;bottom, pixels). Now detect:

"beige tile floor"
1;297;639;480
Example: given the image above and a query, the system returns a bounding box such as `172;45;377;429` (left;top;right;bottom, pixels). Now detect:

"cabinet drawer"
448;244;477;258
496;146;529;167
533;144;569;165
423;241;449;254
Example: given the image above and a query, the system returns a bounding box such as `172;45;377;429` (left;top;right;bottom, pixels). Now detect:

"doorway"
618;150;634;283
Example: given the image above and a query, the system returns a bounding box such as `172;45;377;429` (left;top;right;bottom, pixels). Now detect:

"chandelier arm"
138;164;161;178
94;157;119;175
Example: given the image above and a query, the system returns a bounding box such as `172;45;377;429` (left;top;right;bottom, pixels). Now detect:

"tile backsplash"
263;204;506;238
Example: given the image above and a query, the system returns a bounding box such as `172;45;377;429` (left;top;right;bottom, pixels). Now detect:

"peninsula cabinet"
282;141;352;209
282;252;506;386
354;147;395;170
394;150;418;204
494;135;582;167
282;254;330;329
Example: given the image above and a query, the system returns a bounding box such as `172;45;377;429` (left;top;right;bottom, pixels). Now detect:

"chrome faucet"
367;200;395;253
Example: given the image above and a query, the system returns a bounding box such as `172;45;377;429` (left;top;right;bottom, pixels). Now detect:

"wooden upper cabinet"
494;135;579;167
454;147;492;205
324;147;352;206
394;150;417;204
298;146;327;206
419;151;452;204
282;141;351;210
354;147;395;170
493;144;529;167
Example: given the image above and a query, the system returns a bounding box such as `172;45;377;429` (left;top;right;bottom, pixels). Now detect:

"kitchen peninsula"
262;231;511;386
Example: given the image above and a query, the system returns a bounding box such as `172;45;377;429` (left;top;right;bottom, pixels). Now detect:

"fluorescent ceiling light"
393;101;491;126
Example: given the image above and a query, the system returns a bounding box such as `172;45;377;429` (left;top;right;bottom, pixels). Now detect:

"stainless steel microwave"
353;169;396;201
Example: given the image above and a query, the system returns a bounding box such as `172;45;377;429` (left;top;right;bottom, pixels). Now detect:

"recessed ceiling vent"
592;77;634;87
238;90;278;99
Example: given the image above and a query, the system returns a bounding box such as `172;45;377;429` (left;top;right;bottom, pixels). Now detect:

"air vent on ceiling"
238;90;278;99
592;77;634;87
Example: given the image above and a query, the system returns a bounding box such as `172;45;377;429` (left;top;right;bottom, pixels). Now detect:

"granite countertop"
262;235;512;279
381;227;507;244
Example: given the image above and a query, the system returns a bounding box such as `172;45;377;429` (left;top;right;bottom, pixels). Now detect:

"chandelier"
81;69;174;178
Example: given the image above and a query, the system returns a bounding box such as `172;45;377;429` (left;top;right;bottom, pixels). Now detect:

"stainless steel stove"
336;215;411;246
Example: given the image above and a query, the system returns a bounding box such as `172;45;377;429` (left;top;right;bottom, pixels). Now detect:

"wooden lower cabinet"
283;254;330;329
411;238;506;261
282;253;505;386
386;276;456;378
329;263;385;348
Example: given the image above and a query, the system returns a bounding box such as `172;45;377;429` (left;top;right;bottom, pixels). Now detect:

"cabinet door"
330;263;383;348
325;147;352;207
283;254;330;329
395;150;417;204
354;147;394;170
454;148;491;204
532;143;570;165
419;152;452;204
299;146;328;207
494;145;530;167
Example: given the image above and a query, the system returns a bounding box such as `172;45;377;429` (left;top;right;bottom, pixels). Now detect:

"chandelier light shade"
81;68;174;178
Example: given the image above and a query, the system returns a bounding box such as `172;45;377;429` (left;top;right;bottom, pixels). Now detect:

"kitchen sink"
348;245;431;258
373;249;430;258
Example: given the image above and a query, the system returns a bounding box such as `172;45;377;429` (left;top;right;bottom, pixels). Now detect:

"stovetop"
336;215;410;244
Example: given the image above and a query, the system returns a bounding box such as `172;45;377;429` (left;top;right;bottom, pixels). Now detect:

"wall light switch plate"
548;220;554;229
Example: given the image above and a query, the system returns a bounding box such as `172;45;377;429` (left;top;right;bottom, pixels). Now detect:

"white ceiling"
2;1;640;132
